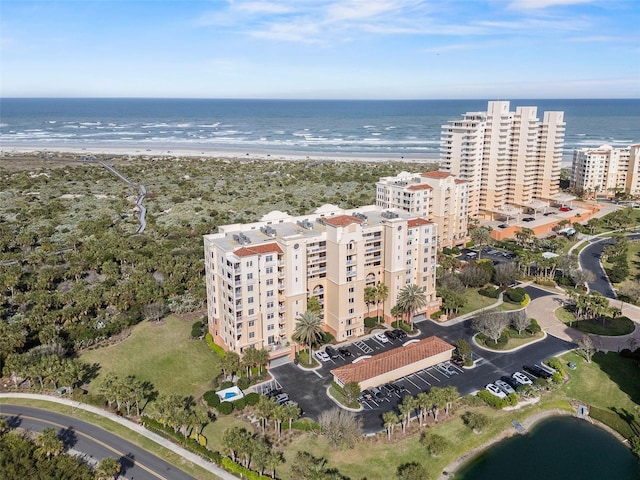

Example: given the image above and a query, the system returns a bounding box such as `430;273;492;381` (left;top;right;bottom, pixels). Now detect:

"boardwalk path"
100;161;147;233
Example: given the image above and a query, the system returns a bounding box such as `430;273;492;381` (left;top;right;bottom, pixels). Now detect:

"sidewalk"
0;393;238;480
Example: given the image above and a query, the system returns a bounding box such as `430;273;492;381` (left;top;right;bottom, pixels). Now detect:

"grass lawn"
456;288;499;316
475;329;543;351
202;415;253;453
80;315;219;400
555;306;635;336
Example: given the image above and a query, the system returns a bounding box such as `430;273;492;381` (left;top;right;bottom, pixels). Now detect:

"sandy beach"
0;145;440;164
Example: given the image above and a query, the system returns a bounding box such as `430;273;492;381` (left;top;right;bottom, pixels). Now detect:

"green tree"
364;286;377;319
95;457;121;480
342;381;361;405
35;427;64;459
397;462;428;480
383;410;400;440
375;283;389;323
292;310;324;360
420;431;450;456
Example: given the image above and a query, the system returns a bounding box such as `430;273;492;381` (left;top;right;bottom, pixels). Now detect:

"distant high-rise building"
376;171;469;248
572;144;640;199
204;205;441;357
440;101;565;218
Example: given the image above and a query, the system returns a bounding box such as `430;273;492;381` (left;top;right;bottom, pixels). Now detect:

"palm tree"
375;283;389;323
397;284;428;330
95;457;122;480
255;348;269;376
242;346;259;378
390;304;403;325
415;392;432;427
35;427;64;458
266;450;285;479
470;226;491;258
382;411;399;440
363;286;377;319
292;310;324;361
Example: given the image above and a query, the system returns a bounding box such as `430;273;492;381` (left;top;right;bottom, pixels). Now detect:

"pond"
456;416;640;480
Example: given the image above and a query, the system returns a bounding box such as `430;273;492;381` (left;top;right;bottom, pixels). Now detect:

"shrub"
419;432;450;456
220;381;234;389
462;411;490;431
505;288;525;304
203;390;221;408
244;392;260;406
236;377;250;390
292;419;320;431
221;457;270;480
217;402;234;415
546;357;566;377
392;320;416;333
430;310;445;320
232;397;247;410
477;389;508;409
364;317;377;328
527;318;541;334
521;294;531;306
479;286;500;298
191;321;203;338
321;332;335;344
505;392;518;406
205;333;226;357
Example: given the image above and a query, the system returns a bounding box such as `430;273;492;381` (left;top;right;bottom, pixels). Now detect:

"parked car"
266;388;283;398
274;393;289;405
284;400;304;414
369;386;388;402
380;384;397;396
523;364;552;379
512;371;533;386
500;376;521;390
314;351;331;362
485;383;507;399
495;379;516;395
358;390;373;402
384;330;399;340
391;382;408;394
338;347;352;357
522;217;535;222
374;332;389;343
392;329;407;339
543;211;556;216
498;223;509;229
325;345;340;359
559;206;572;212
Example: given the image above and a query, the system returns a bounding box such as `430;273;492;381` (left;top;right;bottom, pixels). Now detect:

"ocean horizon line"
2;96;639;101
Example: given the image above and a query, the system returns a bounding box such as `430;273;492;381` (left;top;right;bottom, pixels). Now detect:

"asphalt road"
0;404;196;480
580;233;640;298
271;289;575;434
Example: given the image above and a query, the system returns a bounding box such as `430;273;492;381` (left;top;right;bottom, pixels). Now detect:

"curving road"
579;233;640;298
1;405;196;480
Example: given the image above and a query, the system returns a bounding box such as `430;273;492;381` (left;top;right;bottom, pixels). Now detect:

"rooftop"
330;336;454;385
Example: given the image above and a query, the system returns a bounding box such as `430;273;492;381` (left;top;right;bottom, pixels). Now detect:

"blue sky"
1;0;638;99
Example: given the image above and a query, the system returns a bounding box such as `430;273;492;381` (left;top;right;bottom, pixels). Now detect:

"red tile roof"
330;336;454;385
408;218;432;228
234;242;283;257
407;184;433;191
454;179;467;184
323;215;364;227
421;171;452;179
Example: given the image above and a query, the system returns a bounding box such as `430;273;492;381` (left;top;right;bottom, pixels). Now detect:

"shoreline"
0;145;441;164
438;407;632;479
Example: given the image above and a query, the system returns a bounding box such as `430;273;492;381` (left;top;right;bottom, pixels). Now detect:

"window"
266;279;274;286
268;335;275;345
248;320;255;327
248;297;254;304
249;332;255;339
348;308;354;314
248;285;254;292
267;313;274;320
349;287;355;293
266;267;273;274
248;309;254;316
265;255;273;262
246;261;253;267
267;324;275;331
266;301;274;309
247;273;253;280
267;290;274;297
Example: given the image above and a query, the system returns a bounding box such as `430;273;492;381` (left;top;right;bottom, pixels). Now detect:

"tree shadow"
82;362;101;383
58;426;78;449
611;407;640;437
119;452;135;476
3;414;22;430
593;352;640;406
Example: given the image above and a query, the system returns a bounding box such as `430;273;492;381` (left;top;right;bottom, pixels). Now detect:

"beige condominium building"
204;205;441;357
572;144;640;199
440;100;565;219
376;171;469;248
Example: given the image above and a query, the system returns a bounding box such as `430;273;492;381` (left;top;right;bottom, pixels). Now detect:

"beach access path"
98;161;147;233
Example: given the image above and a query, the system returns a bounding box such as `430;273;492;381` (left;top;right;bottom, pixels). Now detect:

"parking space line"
446;362;464;374
404;375;422;390
424;369;442;382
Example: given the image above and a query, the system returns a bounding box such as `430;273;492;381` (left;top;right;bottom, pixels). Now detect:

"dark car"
392;382;408;393
266;388;283;398
500;376;521;390
523;364;552;379
543;211;556;216
392;329;408;339
498;223;509;229
384;330;399;340
338;347;352;357
325;345;340;359
380;384;396;396
522;217;535;222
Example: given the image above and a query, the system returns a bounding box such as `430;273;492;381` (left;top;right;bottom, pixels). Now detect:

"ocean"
1;98;638;163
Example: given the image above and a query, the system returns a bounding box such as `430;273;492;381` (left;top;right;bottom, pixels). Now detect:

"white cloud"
507;0;595;10
236;1;295;14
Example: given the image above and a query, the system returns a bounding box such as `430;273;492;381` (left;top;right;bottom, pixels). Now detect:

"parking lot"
267;285;576;433
458;247;516;265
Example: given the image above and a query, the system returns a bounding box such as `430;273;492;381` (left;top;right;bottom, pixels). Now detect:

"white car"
314;351;331;362
495;379;516;395
374;332;389;343
512;371;533;386
485;383;507;399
